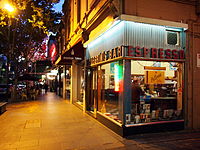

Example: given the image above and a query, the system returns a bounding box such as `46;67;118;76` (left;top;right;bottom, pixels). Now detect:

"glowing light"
42;75;46;79
49;43;57;61
4;3;15;13
114;61;123;92
114;64;120;91
51;47;56;57
47;73;56;80
86;20;123;49
103;20;124;39
51;69;58;74
61;73;64;79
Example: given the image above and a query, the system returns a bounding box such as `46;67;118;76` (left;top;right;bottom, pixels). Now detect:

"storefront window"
88;68;96;112
97;61;122;124
130;60;183;124
66;69;71;99
76;65;84;105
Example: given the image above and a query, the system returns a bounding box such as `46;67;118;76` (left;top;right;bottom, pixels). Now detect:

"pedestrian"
131;80;145;115
132;80;145;103
44;83;48;93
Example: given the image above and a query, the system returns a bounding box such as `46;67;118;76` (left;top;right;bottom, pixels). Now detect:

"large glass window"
130;60;183;124
97;61;122;124
76;65;84;106
66;69;71;99
88;68;97;112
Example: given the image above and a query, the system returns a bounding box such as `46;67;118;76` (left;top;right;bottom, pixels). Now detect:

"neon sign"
114;61;123;92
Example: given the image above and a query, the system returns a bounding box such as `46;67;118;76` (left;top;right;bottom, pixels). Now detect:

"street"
0;92;200;150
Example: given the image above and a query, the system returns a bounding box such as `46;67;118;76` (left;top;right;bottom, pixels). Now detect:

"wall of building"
64;0;200;130
124;0;197;22
189;22;200;129
67;0;120;49
123;0;200;130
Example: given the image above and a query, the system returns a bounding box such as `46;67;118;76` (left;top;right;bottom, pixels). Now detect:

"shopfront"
55;41;85;107
85;15;187;136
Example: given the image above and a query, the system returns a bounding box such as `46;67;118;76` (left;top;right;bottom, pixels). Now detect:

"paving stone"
25;119;41;128
1;93;200;150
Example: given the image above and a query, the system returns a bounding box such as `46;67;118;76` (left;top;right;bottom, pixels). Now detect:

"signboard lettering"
89;45;185;65
127;46;184;59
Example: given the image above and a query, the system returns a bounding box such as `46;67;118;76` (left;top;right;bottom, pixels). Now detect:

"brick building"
55;0;200;136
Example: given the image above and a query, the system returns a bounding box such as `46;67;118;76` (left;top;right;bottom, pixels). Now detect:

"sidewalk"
0;92;200;150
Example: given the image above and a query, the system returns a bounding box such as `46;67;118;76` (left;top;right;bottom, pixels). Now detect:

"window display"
97;61;122;124
130;61;183;124
84;17;186;135
88;59;183;126
76;65;85;106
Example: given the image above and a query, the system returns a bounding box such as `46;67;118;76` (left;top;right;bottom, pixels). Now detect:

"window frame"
166;30;180;46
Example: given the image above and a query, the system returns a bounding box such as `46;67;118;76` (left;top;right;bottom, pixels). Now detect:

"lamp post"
3;2;16;101
4;3;15;13
3;2;16;55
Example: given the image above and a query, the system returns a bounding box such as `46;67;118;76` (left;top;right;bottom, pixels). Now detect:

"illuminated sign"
89;45;185;65
90;46;124;65
114;61;123;92
49;43;57;62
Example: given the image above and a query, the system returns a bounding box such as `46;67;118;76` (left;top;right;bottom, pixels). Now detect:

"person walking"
44;83;49;93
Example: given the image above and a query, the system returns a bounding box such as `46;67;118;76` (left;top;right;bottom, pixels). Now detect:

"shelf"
151;97;176;100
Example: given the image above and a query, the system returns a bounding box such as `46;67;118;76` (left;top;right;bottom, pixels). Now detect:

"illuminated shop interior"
85;16;186;135
94;60;183;125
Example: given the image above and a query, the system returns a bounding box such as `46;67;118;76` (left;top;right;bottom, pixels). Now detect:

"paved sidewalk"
0;92;200;150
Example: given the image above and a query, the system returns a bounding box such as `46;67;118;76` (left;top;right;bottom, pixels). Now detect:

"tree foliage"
0;0;62;76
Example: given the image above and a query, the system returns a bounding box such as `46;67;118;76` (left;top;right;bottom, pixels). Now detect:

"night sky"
53;0;64;13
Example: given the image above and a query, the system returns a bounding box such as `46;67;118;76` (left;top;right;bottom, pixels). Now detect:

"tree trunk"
12;78;18;102
6;54;10;102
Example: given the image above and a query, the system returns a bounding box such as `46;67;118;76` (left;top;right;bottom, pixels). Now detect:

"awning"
55;41;84;65
55;55;73;65
35;60;52;73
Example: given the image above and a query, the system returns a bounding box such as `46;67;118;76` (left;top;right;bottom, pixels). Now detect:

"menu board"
145;71;165;84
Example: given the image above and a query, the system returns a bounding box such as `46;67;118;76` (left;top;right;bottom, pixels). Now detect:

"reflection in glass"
98;61;122;124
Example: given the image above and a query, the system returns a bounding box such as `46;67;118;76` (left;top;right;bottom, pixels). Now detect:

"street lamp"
3;2;16;26
3;2;16;68
4;3;15;13
2;2;16;101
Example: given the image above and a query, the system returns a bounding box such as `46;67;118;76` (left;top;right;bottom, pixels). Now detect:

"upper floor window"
77;0;81;23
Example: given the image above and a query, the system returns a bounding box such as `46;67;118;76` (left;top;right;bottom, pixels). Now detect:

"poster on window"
197;53;200;67
145;71;165;84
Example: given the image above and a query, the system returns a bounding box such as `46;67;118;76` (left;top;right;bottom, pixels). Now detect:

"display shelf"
151;97;176;100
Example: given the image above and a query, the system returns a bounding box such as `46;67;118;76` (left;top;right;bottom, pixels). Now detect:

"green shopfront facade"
84;15;188;136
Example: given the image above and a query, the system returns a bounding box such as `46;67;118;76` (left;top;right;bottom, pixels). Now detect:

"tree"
0;0;62;101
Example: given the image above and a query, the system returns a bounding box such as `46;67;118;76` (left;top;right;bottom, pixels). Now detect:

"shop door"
97;66;105;112
77;65;84;105
86;67;97;113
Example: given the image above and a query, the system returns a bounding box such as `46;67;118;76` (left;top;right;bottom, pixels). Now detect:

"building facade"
55;0;200;136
